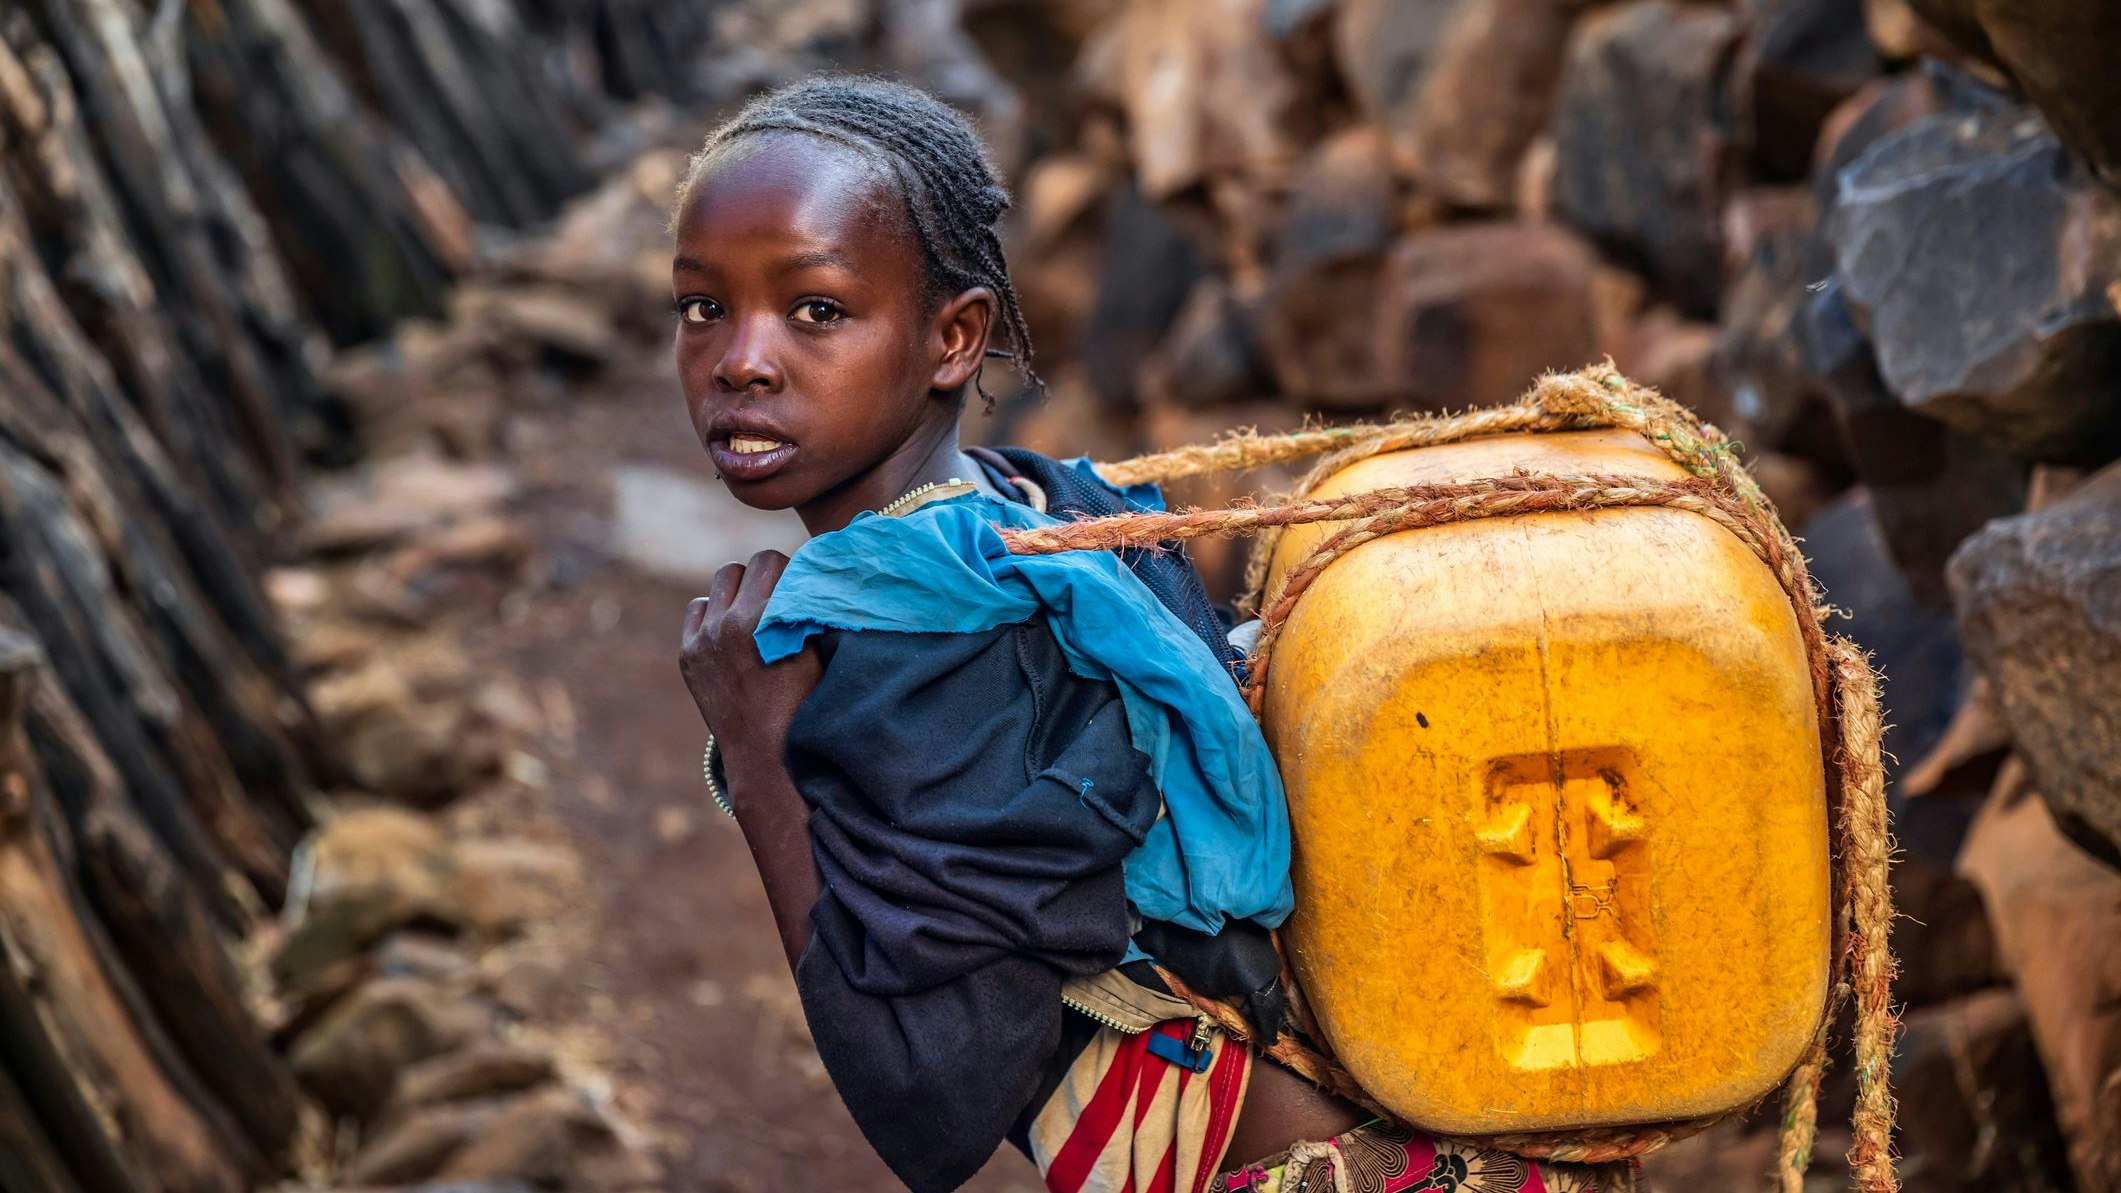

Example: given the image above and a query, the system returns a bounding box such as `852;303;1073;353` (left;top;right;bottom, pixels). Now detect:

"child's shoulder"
973;446;1167;518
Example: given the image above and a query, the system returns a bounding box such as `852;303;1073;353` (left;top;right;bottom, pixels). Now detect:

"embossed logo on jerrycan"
1261;429;1831;1135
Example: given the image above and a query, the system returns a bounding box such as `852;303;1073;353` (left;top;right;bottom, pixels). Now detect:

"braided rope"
1830;637;1900;1191
997;365;1895;1186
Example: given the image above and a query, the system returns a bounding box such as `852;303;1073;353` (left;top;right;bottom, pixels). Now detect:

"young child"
673;76;1604;1193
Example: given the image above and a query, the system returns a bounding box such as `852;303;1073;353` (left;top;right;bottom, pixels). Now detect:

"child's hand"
679;551;821;791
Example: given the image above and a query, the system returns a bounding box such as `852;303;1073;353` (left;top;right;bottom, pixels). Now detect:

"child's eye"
675;297;721;324
792;299;844;325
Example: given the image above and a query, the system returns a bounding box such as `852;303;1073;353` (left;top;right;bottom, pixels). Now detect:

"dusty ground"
436;344;1042;1192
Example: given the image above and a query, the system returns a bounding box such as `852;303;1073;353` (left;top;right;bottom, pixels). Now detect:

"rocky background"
0;0;2116;1191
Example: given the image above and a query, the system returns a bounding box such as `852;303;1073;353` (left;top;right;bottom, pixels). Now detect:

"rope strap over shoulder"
996;365;1898;1191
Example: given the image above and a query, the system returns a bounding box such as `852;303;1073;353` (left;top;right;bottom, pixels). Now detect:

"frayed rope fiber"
998;364;1899;1191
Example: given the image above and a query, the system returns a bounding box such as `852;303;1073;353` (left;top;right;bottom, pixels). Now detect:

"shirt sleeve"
785;616;1162;1193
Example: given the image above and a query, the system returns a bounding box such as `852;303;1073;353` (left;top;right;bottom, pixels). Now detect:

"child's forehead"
679;134;906;242
693;133;895;210
673;136;924;281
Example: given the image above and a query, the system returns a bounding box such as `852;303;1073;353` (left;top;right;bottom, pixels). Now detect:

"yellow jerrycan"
1259;426;1831;1136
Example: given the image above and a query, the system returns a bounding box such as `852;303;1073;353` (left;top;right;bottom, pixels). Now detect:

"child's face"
672;135;987;525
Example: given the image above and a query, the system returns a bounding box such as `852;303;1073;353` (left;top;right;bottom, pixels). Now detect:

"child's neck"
796;420;973;537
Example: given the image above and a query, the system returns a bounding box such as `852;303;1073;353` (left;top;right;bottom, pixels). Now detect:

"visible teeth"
728;433;783;455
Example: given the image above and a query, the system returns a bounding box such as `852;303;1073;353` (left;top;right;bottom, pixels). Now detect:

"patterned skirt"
1208;1120;1608;1193
1023;995;1611;1193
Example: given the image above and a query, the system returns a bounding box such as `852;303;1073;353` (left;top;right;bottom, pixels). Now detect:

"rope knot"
1530;368;1625;421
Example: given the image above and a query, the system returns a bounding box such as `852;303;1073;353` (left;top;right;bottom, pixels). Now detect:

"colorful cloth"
1208;1121;1608;1193
1025;1009;1251;1193
755;466;1293;936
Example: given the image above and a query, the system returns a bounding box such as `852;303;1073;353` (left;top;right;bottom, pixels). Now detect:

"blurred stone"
1408;0;1574;209
288;977;490;1119
374;932;476;985
1714;187;1824;451
1824;80;2121;466
1960;765;2121;1191
1257;254;1390;410
1331;0;1465;138
1013;153;1114;362
1806;282;2027;609
1747;452;1838;535
1889;856;2002;1009
494;149;686;341
1550;0;1740;317
1138;277;1274;409
1904;0;2121;189
382;516;535;587
1893;989;2075;1193
1587;265;1648;355
301;455;517;556
1086;0;1298;199
346;1099;498;1185
1515;135;1557;220
310;807;448;902
1901;676;2011;799
478;939;575;1020
1081;186;1208;408
1733;0;1883;181
274;808;453;985
342;698;504;807
1637;1119;1785;1191
1274;126;1395;277
447;284;616;371
325;322;506;461
391;1042;556;1113
878;0;1027;174
1811;70;1945;217
439;1086;658;1187
312;637;472;720
1369;222;1599;411
1949;461;2121;866
444;840;581;936
1801;492;1974;787
293;619;389;676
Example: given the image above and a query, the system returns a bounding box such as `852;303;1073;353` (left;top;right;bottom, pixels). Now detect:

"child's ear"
929;287;996;394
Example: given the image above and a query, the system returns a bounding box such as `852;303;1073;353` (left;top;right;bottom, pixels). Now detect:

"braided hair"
673;76;1041;409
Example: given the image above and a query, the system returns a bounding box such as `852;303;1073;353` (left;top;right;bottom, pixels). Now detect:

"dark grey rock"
1734;0;1884;181
1081;186;1208;409
1802;490;1975;784
1825;87;2121;466
1715;188;1827;452
1549;0;1740;317
1804;281;2028;609
1892;990;2076;1193
1949;462;2121;868
1905;0;2121;190
1331;0;1466;132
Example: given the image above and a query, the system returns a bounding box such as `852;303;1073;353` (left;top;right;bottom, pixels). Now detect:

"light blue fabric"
755;468;1293;934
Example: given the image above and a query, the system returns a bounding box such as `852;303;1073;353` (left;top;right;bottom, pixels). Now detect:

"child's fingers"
682;595;713;638
706;561;747;618
728;550;791;622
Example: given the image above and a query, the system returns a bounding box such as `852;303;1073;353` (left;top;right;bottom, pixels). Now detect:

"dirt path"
448;348;1040;1192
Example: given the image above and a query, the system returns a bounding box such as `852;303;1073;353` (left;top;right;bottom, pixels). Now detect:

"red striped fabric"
1030;1019;1250;1193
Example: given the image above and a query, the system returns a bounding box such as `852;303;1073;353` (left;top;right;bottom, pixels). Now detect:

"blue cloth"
756;462;1293;934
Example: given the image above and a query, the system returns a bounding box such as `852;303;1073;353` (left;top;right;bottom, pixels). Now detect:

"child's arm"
680;550;823;965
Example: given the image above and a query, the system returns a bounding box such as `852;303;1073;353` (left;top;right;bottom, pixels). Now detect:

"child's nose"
713;316;782;392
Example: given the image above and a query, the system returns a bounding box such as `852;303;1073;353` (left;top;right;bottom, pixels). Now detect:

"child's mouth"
712;432;797;481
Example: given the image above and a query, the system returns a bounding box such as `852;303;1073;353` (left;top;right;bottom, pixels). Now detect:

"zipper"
1189;1014;1215;1053
1061;988;1153;1034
